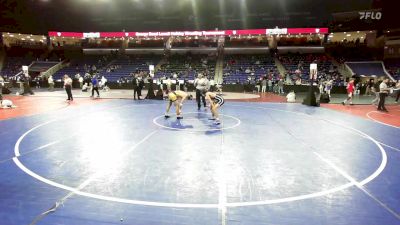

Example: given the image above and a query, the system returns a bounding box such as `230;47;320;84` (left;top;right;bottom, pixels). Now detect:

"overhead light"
346;34;351;37
357;31;360;33
9;34;14;37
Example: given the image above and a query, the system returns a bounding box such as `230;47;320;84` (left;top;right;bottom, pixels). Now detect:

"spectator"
138;76;145;98
324;80;333;98
365;79;373;96
261;78;267;93
77;75;83;88
63;75;73;101
48;75;54;91
277;79;284;95
91;76;100;98
132;74;140;100
21;74;34;96
0;75;4;99
255;79;261;92
342;79;355;105
268;79;273;92
395;80;400;103
286;91;296;103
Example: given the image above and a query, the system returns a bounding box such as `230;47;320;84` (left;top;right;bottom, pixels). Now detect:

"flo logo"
359;11;382;20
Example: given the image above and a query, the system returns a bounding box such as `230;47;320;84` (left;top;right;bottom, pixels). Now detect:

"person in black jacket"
145;77;156;99
138;77;145;99
132;74;140;100
21;74;34;95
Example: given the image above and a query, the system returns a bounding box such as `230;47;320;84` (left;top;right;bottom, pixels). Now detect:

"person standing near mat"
205;91;224;125
377;78;390;112
342;79;355;105
48;75;54;91
165;90;188;119
91;75;100;98
132;74;140;100
371;80;380;106
63;74;73;101
194;73;209;110
21;73;34;95
395;80;400;103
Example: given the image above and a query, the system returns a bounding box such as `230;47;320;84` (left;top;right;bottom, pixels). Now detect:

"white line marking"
366;111;400;129
14;119;58;157
314;152;400;220
217;121;227;225
378;142;400;152
217;160;227;225
35;141;59;150
12;105;388;208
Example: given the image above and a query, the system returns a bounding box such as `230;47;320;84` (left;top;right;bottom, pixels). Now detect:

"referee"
378;78;390;112
194;74;209;110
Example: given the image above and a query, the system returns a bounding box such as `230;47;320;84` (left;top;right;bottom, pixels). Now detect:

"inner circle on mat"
153;112;241;131
13;105;387;208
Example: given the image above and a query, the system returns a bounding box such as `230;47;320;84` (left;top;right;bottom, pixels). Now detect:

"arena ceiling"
0;0;392;34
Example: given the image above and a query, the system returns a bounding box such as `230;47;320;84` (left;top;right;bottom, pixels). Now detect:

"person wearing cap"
165;90;188;119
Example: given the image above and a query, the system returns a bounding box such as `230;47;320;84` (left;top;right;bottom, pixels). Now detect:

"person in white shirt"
101;76;107;89
48;75;54;91
0;75;4;99
378;78;389;112
0;99;15;108
79;76;84;88
286;91;296;103
194;74;209;110
63;75;73;101
165;77;172;93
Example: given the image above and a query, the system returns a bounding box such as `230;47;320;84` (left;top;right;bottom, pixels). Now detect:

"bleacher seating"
223;54;277;84
279;53;344;85
101;55;162;81
29;61;59;72
155;54;216;80
53;55;111;80
1;57;33;77
385;59;400;81
346;62;386;77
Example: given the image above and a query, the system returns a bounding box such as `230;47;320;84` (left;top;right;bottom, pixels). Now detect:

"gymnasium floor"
0;94;399;225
